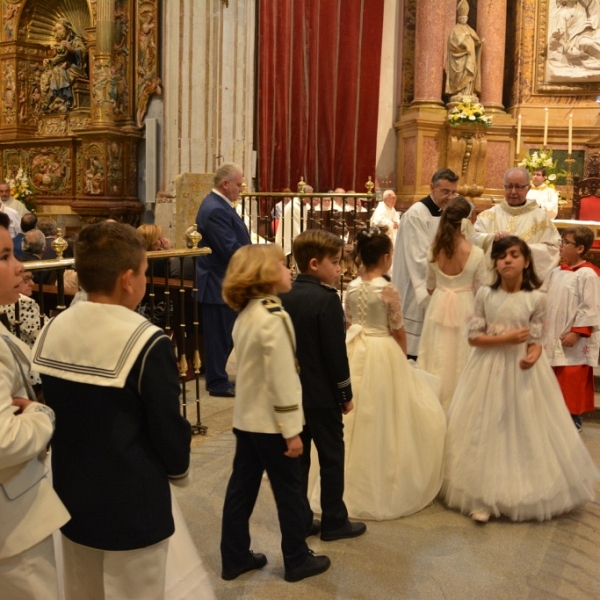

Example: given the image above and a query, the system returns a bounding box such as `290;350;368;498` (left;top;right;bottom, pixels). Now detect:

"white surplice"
542;265;600;367
392;199;441;356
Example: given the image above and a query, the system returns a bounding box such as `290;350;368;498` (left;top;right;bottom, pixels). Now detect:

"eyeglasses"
437;188;459;197
559;239;577;247
21;275;34;283
503;184;529;191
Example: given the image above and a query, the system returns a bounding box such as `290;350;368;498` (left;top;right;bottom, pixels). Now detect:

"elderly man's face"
430;179;458;209
0;184;10;201
503;170;530;206
383;191;396;208
221;170;244;204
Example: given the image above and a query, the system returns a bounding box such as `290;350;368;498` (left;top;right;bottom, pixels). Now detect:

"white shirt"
0;202;21;238
527;184;558;220
3;196;29;218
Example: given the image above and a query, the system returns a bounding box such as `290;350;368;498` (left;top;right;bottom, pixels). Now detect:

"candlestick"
543;108;549;146
568;113;573;154
516;114;522;157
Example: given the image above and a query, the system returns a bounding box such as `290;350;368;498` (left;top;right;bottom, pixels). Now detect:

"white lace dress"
442;287;599;521
418;245;487;411
341;276;447;520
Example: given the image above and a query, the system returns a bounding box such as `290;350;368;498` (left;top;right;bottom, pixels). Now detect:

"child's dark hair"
430;195;472;261
355;227;392;269
562;226;594;257
490;236;541;291
0;212;9;230
75;221;146;294
292;229;343;273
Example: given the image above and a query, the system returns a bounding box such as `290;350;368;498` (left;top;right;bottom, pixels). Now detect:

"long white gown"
418;245;487;411
342;276;447;521
442;286;599;521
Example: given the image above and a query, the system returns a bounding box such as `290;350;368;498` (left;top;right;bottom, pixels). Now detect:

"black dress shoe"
209;388;235;398
221;551;267;581
320;520;367;541
307;519;321;538
284;551;331;583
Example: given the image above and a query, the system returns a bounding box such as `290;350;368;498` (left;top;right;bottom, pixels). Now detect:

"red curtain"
257;0;385;193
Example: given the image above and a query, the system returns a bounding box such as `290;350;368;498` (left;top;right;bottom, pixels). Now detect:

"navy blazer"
280;275;352;409
195;191;251;304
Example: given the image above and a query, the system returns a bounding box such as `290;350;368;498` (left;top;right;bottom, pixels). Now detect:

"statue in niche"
547;0;600;82
40;19;88;113
445;0;483;101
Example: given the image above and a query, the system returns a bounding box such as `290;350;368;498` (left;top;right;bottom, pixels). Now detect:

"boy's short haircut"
563;226;595;257
223;244;285;312
75;221;146;294
292;229;343;273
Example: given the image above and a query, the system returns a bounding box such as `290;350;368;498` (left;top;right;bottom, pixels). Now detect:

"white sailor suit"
221;296;310;571
0;322;69;598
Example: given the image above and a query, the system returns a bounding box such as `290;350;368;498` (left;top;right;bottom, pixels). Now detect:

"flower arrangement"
517;149;565;187
447;101;492;128
6;168;35;212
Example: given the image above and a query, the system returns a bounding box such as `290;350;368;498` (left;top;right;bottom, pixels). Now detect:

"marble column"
157;0;256;244
476;0;507;112
412;0;446;105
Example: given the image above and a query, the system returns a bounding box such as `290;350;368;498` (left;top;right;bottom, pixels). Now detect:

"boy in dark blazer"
281;229;366;541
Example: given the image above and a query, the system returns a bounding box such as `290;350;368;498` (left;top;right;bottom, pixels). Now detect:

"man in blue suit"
196;163;251;397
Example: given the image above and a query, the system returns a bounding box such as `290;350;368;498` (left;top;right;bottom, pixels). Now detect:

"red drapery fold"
257;0;385;193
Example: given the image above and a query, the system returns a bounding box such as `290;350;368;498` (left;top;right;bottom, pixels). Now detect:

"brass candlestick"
565;156;575;203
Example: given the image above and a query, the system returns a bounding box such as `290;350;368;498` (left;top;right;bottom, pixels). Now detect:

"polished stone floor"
175;383;600;600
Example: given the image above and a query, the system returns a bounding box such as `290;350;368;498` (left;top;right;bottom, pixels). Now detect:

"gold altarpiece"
0;0;161;223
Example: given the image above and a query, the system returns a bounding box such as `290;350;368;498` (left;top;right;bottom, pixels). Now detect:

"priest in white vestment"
392;169;459;359
470;167;560;281
526;168;559;219
275;185;313;257
371;189;400;276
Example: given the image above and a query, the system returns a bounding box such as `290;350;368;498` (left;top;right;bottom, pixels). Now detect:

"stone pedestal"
447;125;488;200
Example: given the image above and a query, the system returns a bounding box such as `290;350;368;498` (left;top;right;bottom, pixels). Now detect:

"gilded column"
477;0;507;112
412;0;446;106
90;0;116;127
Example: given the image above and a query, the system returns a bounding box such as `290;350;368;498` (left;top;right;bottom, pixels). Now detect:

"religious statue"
445;0;483;101
40;19;88;113
547;0;600;82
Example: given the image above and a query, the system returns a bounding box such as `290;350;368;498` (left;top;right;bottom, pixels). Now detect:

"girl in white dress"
343;229;447;520
418;196;487;411
442;236;599;523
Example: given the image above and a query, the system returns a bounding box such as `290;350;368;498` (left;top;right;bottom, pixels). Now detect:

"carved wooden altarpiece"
0;0;161;223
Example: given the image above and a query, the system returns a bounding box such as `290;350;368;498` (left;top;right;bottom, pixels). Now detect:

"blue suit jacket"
195;191;251;304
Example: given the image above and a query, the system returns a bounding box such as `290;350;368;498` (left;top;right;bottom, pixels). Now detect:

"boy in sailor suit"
32;222;191;600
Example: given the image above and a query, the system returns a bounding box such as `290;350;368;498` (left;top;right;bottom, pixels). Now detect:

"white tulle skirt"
442;344;599;521
311;326;446;521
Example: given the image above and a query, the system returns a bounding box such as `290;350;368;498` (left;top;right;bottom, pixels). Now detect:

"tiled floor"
178;373;600;600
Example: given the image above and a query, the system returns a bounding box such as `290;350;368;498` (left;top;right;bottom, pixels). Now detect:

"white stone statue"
445;0;483;101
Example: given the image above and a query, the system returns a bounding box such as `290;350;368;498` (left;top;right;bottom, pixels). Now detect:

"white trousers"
61;535;169;600
0;535;59;600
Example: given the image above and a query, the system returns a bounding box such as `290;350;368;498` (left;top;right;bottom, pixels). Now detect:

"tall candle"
543;108;549;146
516;114;522;157
568;113;573;154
